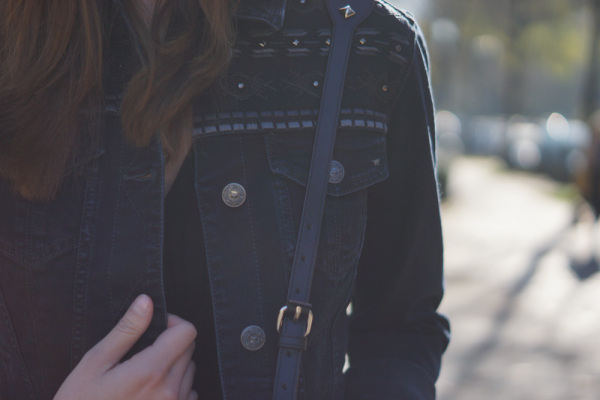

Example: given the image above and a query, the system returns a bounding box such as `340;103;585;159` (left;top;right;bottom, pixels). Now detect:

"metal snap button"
329;160;345;184
241;325;266;351
222;183;246;207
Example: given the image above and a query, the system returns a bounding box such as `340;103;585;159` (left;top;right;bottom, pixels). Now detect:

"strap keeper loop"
278;333;308;351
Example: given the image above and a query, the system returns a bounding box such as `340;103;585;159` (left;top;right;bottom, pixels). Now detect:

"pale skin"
54;1;196;398
54;296;199;400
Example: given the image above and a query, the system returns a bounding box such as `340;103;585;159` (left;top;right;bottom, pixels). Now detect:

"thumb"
87;294;153;370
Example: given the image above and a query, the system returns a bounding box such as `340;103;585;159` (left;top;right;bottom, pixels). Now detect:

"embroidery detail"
231;26;410;62
225;72;277;100
289;0;324;14
345;70;398;103
388;33;410;66
214;5;413;113
282;70;325;98
192;108;388;137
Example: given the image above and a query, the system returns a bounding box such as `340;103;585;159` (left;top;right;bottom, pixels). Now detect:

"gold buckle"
277;305;313;337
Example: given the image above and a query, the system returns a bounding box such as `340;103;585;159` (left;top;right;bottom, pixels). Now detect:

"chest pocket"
0;147;104;269
264;112;389;278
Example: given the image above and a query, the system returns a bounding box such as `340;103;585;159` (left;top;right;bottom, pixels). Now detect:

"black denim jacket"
0;1;449;399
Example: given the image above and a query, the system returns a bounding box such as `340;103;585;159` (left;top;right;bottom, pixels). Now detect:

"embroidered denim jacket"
0;1;449;399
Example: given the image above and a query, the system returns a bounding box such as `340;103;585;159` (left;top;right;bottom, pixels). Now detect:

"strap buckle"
276;303;314;337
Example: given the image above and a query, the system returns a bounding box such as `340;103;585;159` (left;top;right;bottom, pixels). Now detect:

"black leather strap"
272;1;374;399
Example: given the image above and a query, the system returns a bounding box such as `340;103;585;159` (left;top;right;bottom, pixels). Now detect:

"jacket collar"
236;0;287;31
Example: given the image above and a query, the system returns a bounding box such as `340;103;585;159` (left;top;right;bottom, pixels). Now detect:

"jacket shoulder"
370;1;420;38
365;1;428;70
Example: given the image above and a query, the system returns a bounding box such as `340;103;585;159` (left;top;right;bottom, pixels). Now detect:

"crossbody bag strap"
272;1;374;399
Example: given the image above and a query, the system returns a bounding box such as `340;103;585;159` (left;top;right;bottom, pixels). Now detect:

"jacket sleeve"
344;26;450;400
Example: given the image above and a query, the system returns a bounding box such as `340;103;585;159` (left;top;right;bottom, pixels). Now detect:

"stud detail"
339;5;356;19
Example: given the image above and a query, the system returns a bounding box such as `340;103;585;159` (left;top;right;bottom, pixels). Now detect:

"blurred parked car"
462;115;507;158
504;115;544;171
539;113;590;182
461;112;591;184
505;113;590;182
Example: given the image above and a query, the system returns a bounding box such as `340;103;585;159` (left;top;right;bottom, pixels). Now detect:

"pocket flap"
265;127;389;197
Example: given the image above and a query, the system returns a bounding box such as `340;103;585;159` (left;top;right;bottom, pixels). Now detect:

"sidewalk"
437;157;600;400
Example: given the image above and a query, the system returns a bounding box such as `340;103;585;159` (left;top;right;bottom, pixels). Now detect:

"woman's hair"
0;0;235;200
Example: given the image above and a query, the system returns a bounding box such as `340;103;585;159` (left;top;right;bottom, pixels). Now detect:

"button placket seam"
237;135;270;364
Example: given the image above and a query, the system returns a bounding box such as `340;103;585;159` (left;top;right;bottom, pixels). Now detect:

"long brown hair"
0;0;235;200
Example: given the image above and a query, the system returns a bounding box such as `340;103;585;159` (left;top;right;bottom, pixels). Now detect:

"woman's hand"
54;295;198;400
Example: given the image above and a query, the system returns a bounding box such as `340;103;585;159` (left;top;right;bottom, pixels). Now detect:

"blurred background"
388;0;600;399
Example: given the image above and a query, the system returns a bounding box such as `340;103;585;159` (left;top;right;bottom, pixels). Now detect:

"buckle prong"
277;305;314;337
293;306;302;321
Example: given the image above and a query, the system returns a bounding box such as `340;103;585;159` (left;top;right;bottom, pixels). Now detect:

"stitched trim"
192;108;388;138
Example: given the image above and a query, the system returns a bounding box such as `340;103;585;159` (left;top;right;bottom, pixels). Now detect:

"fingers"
143;314;197;371
142;315;197;399
167;313;183;328
169;340;195;385
115;315;197;400
58;300;200;400
85;295;153;371
177;361;196;400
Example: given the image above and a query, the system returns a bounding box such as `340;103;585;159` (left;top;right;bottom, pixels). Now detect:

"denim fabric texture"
0;0;450;399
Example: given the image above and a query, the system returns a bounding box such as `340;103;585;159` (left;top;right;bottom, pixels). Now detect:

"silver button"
329;160;345;184
222;183;246;207
241;325;266;351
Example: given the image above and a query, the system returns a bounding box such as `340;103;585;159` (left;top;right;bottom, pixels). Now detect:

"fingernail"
132;294;150;316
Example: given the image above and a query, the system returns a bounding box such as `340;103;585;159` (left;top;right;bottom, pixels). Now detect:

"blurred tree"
582;0;600;119
425;0;587;117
